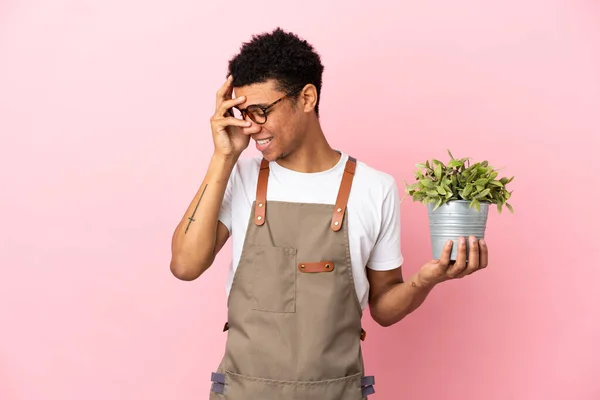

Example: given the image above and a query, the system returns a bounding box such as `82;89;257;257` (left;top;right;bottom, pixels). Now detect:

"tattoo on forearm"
185;184;207;234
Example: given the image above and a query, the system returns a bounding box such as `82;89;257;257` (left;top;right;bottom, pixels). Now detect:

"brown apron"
209;156;376;399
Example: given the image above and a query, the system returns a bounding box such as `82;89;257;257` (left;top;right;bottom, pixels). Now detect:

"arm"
367;266;435;327
169;154;236;281
170;76;252;281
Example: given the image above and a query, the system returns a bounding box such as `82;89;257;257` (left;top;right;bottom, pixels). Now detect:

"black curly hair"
227;28;325;116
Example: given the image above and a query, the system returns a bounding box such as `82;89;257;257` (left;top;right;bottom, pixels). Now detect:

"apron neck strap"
330;156;356;231
253;156;358;231
254;158;270;226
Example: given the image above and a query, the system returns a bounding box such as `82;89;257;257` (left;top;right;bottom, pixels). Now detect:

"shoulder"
352;157;399;200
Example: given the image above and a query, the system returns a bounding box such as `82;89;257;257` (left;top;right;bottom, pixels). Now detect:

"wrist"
412;271;438;290
212;152;239;168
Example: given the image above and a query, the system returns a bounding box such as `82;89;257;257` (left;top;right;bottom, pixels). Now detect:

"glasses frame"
232;86;303;125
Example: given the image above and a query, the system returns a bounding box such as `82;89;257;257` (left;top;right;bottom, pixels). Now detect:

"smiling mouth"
256;138;273;145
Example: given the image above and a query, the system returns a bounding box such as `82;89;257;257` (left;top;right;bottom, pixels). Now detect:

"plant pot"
427;200;489;261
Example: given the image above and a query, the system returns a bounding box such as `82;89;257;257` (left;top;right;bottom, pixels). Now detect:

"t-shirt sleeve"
217;163;237;234
367;179;404;271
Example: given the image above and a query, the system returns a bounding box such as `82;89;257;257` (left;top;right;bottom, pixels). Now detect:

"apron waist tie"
210;372;225;394
361;375;376;397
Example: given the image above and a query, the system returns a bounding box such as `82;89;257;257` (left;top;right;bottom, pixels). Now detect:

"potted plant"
404;150;514;260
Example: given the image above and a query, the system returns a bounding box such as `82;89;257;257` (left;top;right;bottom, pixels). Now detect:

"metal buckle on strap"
361;375;375;397
210;372;225;394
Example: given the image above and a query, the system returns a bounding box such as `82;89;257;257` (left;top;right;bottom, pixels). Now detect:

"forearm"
170;153;237;279
369;272;435;327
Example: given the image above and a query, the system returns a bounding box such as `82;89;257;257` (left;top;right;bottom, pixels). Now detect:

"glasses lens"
247;106;266;124
231;108;243;119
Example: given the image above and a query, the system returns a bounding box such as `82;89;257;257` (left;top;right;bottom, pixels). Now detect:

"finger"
437;240;453;272
478;239;488;269
457;237;480;277
217;96;246;118
467;236;480;270
215;75;234;108
447;237;468;277
213;116;252;130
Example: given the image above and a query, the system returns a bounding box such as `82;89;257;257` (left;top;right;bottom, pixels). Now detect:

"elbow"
370;306;407;328
372;315;396;328
169;257;208;281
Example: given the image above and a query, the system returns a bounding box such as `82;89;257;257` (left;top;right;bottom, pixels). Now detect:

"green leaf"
489;180;503;187
416;163;428;169
421;178;434;187
448;160;464;168
476;188;491;199
413;192;426;201
426;190;439;197
497;203;503;214
462;184;473;197
436;186;446;195
474;178;489;186
434;163;442;180
447;149;455;160
506;203;514;213
470;199;481;211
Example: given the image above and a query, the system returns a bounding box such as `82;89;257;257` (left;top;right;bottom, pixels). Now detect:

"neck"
276;119;340;173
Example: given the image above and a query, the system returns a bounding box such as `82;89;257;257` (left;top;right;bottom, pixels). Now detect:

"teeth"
257;138;272;145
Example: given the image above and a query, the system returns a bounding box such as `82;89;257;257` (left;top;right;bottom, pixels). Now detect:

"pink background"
1;0;599;399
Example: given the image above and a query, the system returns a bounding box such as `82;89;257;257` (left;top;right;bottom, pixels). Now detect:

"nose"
242;121;262;136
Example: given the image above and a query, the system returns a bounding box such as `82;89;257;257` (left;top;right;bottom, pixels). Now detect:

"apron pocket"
251;245;297;313
221;370;365;400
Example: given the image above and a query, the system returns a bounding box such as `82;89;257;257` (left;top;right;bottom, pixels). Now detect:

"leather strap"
254;156;357;230
254;158;269;226
298;261;335;273
331;156;357;231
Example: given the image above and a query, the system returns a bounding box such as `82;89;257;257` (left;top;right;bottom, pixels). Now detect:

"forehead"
233;80;283;108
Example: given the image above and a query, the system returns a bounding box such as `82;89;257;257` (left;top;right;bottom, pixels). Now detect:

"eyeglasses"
231;87;303;125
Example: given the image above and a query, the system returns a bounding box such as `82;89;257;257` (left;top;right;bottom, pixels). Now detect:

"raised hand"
210;75;252;158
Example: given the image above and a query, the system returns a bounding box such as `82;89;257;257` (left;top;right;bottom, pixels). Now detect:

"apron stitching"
225;370;363;385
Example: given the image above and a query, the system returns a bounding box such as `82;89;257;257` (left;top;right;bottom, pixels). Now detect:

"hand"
210;75;252;158
416;236;489;287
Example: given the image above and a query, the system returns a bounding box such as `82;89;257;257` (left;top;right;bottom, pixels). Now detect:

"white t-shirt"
218;151;403;310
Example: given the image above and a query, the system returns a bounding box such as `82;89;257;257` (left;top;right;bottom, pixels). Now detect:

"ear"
299;84;318;113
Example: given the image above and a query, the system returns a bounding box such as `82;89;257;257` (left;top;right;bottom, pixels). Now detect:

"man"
170;28;488;399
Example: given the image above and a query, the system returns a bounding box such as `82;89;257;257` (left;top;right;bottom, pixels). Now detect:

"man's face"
233;80;305;162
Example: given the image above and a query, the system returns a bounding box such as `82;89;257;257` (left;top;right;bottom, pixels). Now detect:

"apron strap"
254;155;357;230
254;158;270;226
331;156;357;231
